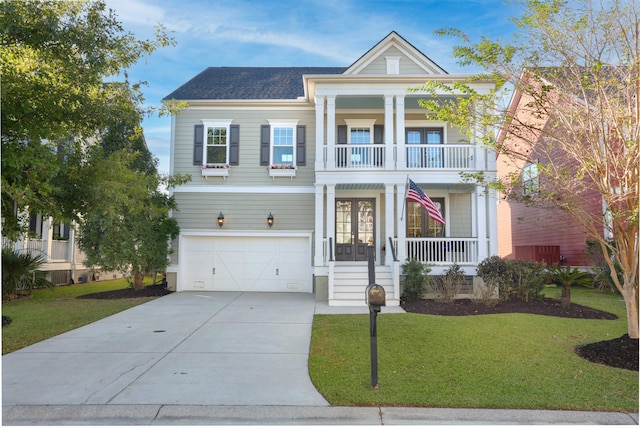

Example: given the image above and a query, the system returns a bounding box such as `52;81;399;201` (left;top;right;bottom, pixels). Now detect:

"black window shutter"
374;125;384;144
296;125;306;166
193;124;204;165
337;125;347;144
260;125;270;165
229;124;240;165
62;223;70;240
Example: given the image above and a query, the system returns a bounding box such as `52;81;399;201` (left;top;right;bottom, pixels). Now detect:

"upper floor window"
202;121;231;166
522;163;539;195
337;120;384;167
272;125;295;165
260;121;306;176
194;122;240;173
406;127;444;168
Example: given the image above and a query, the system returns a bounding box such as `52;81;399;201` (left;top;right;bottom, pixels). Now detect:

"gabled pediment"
344;31;448;76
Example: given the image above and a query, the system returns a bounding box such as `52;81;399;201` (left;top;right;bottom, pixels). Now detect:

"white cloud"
103;0;166;27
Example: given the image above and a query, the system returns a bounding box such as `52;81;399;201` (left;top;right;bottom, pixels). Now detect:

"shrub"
431;263;465;303
471;279;499;306
584;239;622;293
477;256;546;302
2;247;54;298
401;259;431;300
546;264;593;308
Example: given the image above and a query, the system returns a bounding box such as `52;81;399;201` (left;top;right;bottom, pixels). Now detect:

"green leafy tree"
77;150;187;289
0;0;174;239
416;0;639;338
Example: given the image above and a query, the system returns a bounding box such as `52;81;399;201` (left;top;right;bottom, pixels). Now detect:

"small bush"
471;279;499;306
477;256;546;302
2;247;54;298
431;263;465;303
401;259;431;300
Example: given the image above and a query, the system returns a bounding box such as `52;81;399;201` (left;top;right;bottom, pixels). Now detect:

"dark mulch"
401;298;618;319
76;283;173;300
401;298;638;372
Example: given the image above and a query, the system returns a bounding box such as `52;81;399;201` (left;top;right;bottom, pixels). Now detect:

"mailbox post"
365;243;385;389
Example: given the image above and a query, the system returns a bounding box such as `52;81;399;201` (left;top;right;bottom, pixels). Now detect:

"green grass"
309;287;638;412
2;278;160;355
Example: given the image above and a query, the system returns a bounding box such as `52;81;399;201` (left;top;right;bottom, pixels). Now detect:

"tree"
546;265;593;308
416;0;639;337
77;149;186;289
0;0;174;239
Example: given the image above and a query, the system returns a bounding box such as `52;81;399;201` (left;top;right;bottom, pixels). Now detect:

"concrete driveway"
2;291;329;407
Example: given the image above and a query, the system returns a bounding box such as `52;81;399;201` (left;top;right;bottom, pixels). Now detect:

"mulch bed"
76;283;173;299
401;298;638;372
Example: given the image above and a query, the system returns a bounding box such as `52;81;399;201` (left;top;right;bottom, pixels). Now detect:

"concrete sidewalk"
2;291;638;425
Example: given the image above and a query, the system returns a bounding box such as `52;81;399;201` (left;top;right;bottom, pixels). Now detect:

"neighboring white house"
163;31;498;306
2;214;127;285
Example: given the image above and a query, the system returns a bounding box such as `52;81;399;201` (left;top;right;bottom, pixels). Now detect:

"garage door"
182;236;311;292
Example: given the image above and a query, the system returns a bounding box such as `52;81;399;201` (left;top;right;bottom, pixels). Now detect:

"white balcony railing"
335;145;385;169
330;144;475;170
2;238;71;262
50;240;70;260
406;145;473;169
406;238;478;264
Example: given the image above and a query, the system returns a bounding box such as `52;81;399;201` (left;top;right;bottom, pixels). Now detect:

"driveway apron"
2;292;329;407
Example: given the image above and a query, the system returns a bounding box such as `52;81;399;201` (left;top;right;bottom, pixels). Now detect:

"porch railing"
1;238;71;262
335;145;385;169
330;144;474;170
406;145;473;169
406;238;478;264
50;240;70;260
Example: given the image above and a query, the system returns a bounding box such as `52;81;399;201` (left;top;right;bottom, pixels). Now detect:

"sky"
102;0;521;175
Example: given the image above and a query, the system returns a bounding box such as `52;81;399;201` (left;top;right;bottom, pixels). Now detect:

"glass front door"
335;198;375;261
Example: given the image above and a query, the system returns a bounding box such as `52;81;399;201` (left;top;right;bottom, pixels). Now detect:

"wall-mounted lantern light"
267;212;274;227
217;212;225;227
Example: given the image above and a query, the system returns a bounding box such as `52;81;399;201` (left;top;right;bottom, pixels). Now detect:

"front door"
335;198;375;261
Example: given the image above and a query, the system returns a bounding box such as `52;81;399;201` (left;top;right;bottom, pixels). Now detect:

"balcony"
405;145;473;169
335;145;385;169
327;144;476;170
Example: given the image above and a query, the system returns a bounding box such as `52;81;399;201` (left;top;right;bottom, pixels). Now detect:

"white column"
43;216;53;262
314;96;325;170
476;185;488;262
384;184;395;265
396;95;405;168
326;184;336;261
314;184;325;266
384;95;394;169
396;183;407;262
487;187;498;257
326;96;336;169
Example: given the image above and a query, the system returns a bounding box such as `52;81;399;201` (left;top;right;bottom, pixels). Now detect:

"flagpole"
400;175;409;221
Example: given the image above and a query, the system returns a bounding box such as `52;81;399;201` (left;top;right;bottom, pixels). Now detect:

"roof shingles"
163;67;346;101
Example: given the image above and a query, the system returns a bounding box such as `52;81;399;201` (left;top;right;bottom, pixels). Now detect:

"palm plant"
546;264;593;308
2;247;54;298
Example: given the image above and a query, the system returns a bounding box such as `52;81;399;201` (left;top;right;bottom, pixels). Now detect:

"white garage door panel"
182;236;310;292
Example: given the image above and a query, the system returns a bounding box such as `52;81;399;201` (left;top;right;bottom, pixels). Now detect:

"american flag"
407;179;445;225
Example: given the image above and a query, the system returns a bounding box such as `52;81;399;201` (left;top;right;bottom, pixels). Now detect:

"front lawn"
2;278;160;354
309;288;638;412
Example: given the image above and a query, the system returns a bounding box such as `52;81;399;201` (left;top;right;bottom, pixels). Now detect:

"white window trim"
344;119;376;144
267;119;298;167
201;120;232;167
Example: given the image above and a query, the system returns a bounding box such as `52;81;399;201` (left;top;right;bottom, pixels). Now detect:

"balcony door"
335;198;375;261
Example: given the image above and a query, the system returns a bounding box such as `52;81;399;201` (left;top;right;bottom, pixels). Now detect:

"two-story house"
163;32;498;306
